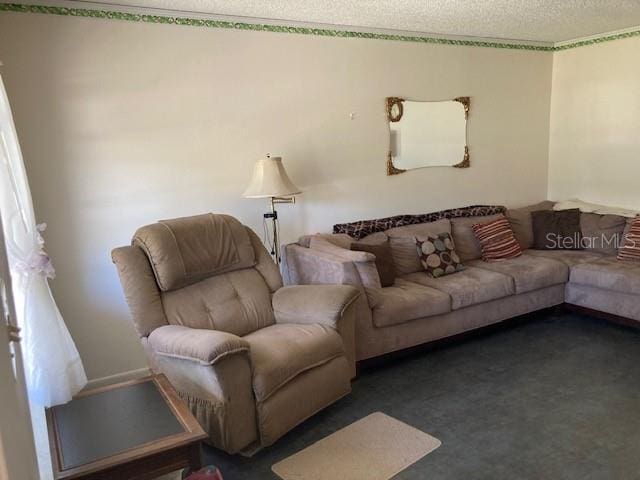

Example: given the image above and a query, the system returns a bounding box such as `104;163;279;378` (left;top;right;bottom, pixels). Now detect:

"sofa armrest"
148;325;249;366
309;238;382;290
272;284;359;327
282;243;381;290
273;285;359;378
309;236;372;261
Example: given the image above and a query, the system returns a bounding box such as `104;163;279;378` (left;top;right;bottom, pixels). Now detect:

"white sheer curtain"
0;73;87;407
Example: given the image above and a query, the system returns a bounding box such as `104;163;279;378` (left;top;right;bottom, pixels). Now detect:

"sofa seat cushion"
244;323;344;402
403;267;515;310
570;257;640;296
467;252;568;294
525;249;604;268
367;279;451;328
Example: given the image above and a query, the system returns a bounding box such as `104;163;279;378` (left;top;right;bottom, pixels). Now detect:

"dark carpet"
203;312;640;479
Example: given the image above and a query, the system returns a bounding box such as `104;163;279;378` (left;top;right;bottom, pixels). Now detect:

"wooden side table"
46;374;207;480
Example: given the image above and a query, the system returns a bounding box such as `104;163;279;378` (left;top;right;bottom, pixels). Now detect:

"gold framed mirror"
386;96;470;175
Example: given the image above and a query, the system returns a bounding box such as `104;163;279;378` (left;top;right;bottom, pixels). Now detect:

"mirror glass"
388;98;469;173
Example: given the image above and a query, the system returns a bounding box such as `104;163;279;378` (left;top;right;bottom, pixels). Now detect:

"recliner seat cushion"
467;252;568;294
244;323;345;402
403;267;515;310
367;279;451;328
133;213;255;291
570;257;640;296
256;357;350;447
162;268;275;337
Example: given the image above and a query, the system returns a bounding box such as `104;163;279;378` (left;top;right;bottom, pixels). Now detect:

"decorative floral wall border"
0;2;638;52
554;28;640;51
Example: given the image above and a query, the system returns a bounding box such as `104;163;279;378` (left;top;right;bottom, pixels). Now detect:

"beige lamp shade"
243;155;302;198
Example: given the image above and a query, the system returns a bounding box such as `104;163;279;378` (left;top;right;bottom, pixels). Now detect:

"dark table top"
47;375;207;479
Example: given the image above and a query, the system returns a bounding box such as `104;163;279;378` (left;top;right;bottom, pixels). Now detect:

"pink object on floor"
184;466;223;480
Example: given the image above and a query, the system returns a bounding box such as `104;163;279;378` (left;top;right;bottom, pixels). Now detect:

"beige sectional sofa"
283;202;640;362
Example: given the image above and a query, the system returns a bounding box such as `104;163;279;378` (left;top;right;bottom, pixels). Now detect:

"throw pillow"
351;241;397;287
618;216;640;261
506;201;555;249
531;208;583;250
471;216;523;262
416;232;465;278
386;219;452;275
450;214;504;262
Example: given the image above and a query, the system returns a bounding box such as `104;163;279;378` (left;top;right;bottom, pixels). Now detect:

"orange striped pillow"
472;216;523;262
618;216;640;261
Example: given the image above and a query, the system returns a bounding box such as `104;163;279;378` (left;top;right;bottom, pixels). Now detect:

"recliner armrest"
272;285;360;328
148;325;249;366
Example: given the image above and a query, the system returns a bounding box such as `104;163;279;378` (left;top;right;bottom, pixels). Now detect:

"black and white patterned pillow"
416;233;465;278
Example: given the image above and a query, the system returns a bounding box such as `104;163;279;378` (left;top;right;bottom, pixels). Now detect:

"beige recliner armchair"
112;213;359;454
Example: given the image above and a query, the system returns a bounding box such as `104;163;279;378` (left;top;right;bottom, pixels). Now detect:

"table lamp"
243;154;301;264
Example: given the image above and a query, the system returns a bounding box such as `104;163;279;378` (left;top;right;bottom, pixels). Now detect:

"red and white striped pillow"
472;216;523;262
618;216;640;261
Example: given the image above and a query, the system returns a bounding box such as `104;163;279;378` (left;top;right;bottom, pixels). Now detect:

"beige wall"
548;37;640;209
0;12;553;381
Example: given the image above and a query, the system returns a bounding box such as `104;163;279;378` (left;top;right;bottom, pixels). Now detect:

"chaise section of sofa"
567;256;640;320
283;203;640;362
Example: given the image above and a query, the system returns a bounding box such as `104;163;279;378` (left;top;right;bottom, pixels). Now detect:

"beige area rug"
272;412;441;480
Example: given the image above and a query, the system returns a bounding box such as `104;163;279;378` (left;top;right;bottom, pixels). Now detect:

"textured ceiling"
74;0;640;43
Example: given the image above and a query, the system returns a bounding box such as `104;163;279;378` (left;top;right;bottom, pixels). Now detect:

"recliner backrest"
113;213;282;338
133;213;256;292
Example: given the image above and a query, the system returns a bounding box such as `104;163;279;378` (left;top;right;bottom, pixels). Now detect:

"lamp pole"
266;196;295;264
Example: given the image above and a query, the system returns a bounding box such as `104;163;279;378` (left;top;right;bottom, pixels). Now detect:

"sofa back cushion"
357;231;389;245
451;214;503;262
133;213;256;292
506;201;555;249
161;268;275;337
385;219;451;275
351;241;397;287
580;213;627;255
531;209;583;250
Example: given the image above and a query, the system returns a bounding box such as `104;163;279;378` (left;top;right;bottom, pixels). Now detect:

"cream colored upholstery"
404;267;515;310
525;249;604;267
245;323;344;401
282;202;640;363
570;256;640;295
112;213;359;454
367;279;451;327
467;252;569;294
